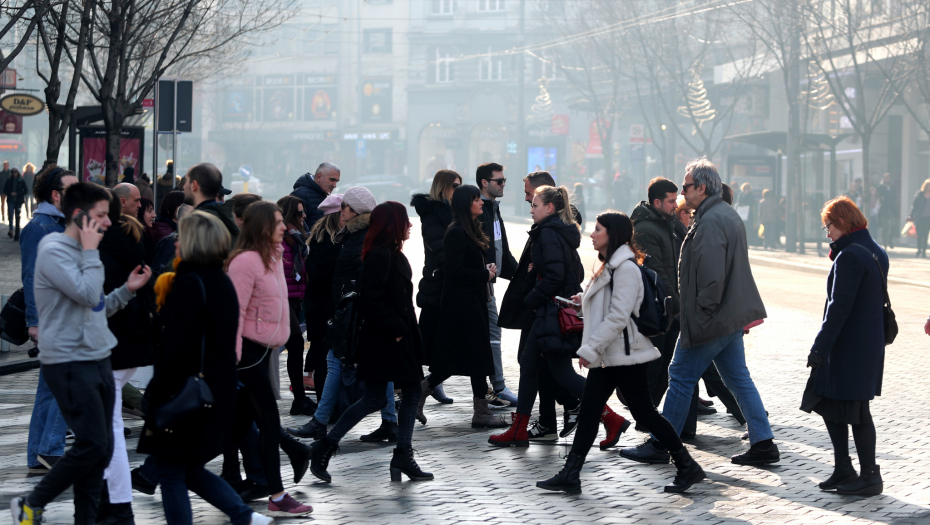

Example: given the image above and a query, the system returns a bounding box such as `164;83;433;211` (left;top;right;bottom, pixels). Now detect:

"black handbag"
0;288;29;345
850;243;897;345
153;275;214;430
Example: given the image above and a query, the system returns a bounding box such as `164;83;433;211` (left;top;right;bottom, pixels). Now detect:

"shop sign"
0;110;22;133
0;93;45;116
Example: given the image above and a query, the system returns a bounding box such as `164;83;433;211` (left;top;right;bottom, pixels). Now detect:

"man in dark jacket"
182;163;240;246
621;157;778;467
291;162;340;229
877;173;896;249
630;178;680;406
500;170;580;439
476;162;519;406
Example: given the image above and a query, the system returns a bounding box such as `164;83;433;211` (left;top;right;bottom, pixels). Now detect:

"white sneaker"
249;512;275;525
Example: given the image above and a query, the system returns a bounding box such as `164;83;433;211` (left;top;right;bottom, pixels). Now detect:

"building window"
432;0;457;15
479;48;503;81
478;0;504;11
436;48;455;83
363;29;392;53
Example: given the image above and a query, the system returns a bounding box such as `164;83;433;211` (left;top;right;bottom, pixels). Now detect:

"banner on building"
225;89;253;121
361;77;392;122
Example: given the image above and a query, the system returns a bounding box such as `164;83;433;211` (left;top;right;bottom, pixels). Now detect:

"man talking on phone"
11;182;152;525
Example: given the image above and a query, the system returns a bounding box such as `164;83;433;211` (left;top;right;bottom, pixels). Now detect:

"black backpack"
610;256;673;355
0;288;29;346
325;289;361;368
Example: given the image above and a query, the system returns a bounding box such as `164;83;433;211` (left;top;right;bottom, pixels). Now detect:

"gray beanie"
342;186;378;215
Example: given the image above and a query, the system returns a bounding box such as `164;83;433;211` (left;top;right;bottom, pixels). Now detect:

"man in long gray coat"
620;157;779;466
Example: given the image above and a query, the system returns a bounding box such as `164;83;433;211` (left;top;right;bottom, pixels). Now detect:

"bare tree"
73;0;296;186
0;0;51;75
892;2;930;138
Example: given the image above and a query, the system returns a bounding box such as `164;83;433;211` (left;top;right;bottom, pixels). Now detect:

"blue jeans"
314;349;396;425
656;330;773;445
27;367;67;467
488;293;505;391
155;457;253;525
328;380;421;449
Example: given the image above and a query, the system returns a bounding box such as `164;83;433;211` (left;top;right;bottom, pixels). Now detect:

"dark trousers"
647;320;680;406
428;373;487;399
518;330;578;430
304;308;332;403
29;360;115;525
233;338;285;495
328;380;422;449
516;345;585;416
155;457;253;525
879;215;895;248
284;300;307;402
9;203;21;234
916;218;930;254
571;364;682;458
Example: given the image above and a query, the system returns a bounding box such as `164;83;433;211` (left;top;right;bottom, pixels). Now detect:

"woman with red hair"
801;196;888;496
308;201;432;483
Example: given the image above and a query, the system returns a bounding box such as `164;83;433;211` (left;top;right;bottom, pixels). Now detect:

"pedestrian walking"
138;211;275;525
906;179;930;258
419;185;507;429
154;161;177;213
759;189;779;249
500;171;582;441
490;185;628;447
21;166;79;476
184;164;239;244
537;211;705;494
474;163;520;407
226;201;313;516
4;167;28;240
410;170;462;406
308;201;433;484
276;195;317;417
877;174;896;250
620;157;778;466
291;162;340;228
133;170;155;203
97;192;158;523
801;196;887;496
573;182;586;232
137;197;157;264
11;182;151;525
22;162;35;216
0;160;10;223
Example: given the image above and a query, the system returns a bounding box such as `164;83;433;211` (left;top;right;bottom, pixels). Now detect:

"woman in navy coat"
802;196;888;496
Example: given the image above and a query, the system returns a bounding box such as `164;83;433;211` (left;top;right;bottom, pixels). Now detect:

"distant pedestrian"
620;157;778;467
573;182;585;231
801;196;887;496
183;164;239;244
0;160;10;222
906;179;930;258
138;211;274;525
4;168;28;240
22;162;36;216
152;191;185;243
410;170;462;406
759;189;779;249
877;173;896;249
138;197;157;264
308;201;433;484
536;211;704;495
154;161;177;213
134;170;154;203
291;162;341;228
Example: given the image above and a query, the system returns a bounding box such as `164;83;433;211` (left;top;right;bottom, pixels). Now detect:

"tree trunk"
102;101;124;187
860;132;871;188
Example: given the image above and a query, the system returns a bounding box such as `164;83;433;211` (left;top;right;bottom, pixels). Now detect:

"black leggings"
571;364;683;458
824;418;876;469
233;338;285;495
518;330;578;430
284;300;307;402
427;373;487;399
516;348;585;416
917;218;930;254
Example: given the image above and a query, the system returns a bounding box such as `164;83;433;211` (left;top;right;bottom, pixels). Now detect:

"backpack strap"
607;266;632;356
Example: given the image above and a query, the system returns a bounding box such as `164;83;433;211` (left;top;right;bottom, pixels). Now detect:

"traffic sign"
239;165;253;178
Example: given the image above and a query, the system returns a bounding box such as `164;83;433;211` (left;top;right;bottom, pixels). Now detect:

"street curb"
0;356;40;376
748;254;930;289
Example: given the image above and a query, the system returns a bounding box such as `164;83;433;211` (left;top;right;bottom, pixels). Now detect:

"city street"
1;216;930;524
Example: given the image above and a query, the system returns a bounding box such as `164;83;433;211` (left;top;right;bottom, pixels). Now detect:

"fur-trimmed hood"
338;212;371;240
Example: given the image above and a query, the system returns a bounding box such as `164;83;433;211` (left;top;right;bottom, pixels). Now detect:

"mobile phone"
74;210;104;233
555;296;579;307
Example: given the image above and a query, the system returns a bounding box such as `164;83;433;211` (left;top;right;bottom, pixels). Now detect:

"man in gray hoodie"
11;182;152;525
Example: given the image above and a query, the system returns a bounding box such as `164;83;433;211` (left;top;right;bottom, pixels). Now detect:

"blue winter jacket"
20;202;66;327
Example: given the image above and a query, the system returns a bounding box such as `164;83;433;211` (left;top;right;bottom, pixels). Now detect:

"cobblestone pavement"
1;217;929;524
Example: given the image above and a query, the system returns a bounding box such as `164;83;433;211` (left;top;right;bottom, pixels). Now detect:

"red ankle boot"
488;412;530;447
599;405;631;450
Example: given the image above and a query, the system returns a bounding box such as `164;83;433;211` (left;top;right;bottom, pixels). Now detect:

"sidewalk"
748;242;930;289
0;216;39;375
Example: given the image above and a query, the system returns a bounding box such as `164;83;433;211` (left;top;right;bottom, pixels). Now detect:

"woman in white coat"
536;211;705;495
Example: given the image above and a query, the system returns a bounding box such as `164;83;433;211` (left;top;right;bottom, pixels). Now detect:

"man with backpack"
620;157;779;467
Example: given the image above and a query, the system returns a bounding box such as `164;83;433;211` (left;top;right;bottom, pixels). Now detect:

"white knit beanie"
342;186;378;215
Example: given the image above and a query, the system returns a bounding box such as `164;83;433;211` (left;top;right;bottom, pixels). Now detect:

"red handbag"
557;305;584;334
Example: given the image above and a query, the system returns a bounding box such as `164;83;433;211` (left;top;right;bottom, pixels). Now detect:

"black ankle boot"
309;437;338;483
837;465;883;496
665;447;706;493
819;456;858;491
97;502;135;525
220;459;243;490
278;428;311;483
390;447;433;481
360;419;398;442
536;452;584;494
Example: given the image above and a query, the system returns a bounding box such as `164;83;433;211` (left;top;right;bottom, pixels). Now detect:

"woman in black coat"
138;212;270;525
3;167;28;239
907;179;930;257
490;185;586;447
303;210;344;401
418;185;505;430
802;196;888;496
410;169;461;405
308;201;432;484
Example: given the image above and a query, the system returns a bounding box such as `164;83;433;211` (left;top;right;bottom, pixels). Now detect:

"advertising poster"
304;86;337;120
225;89;253;121
79;127;144;185
361;77;392;122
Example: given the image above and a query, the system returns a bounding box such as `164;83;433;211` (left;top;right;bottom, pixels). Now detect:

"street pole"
172;80;178;189
153;85;159;206
515;0;526;208
785;0;801;253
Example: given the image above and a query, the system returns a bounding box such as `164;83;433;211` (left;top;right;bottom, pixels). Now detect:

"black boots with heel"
665;447;706;493
837;465;883;496
309;437;339;483
536;452;584;494
819;456;858;491
389;447;433;481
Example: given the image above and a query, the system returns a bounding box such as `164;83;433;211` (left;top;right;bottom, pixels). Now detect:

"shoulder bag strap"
848;243;891;308
193;274;207;377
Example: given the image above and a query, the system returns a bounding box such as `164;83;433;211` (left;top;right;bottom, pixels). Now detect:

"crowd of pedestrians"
9;155;896;525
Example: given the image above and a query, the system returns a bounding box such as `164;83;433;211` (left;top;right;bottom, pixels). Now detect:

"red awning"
0;139;25;152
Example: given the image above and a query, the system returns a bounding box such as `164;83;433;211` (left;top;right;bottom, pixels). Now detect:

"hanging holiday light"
677;65;716;134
